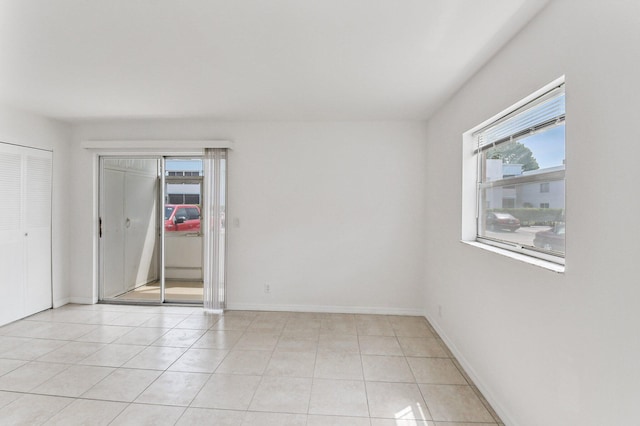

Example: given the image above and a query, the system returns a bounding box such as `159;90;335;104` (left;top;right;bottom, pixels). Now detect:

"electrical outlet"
264;283;270;293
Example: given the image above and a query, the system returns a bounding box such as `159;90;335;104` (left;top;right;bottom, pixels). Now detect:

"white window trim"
461;76;565;273
461;241;565;273
81;139;233;151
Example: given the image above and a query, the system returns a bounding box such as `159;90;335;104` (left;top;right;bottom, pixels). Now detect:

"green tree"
487;142;539;171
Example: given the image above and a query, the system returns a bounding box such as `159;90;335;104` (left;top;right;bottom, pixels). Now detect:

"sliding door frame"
94;149;227;308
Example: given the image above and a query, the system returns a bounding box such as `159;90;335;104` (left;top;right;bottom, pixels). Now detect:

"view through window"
476;84;565;261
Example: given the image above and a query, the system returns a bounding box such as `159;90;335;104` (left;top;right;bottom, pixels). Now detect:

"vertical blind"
202;148;227;312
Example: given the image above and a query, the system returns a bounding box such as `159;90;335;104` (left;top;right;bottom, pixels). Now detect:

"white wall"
0;104;71;308
71;121;428;314
423;1;640;425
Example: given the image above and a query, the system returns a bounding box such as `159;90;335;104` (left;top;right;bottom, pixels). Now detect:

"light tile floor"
113;281;204;303
0;304;504;425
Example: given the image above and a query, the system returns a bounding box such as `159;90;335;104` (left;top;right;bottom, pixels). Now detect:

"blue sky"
165;159;203;172
520;124;565;169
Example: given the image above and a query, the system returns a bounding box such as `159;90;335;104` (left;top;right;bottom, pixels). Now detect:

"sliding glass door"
99;151;226;308
163;158;204;303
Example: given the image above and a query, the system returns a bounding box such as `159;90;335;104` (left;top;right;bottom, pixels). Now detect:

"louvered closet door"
0;145;26;325
24;151;53;315
0;143;52;325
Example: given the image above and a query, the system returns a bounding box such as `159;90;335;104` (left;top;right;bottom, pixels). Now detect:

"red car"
164;204;201;232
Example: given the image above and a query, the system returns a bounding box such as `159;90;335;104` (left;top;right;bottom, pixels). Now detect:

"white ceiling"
0;0;548;122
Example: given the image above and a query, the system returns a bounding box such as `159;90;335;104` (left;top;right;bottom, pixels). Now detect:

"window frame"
461;77;566;270
540;182;550;193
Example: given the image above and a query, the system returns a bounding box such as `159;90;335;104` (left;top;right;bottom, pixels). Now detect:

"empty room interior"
0;1;638;425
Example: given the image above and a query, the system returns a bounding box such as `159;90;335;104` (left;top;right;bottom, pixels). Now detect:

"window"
168;171;201;177
186;207;200;220
184;194;200;204
502;198;516;208
464;79;565;265
164;206;174;220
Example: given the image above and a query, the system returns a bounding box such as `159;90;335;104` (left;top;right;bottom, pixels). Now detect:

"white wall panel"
165;235;202;280
71;121;428;314
422;1;640;425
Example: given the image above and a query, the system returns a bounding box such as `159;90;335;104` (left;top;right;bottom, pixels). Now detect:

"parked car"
164;204;200;232
533;223;565;252
486;212;520;232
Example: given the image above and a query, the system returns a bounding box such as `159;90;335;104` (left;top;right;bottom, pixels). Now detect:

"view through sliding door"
163;158;204;303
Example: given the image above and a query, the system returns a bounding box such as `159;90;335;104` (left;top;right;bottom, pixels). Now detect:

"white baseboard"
226;302;426;317
52;298;70;308
68;297;96;305
425;311;513;426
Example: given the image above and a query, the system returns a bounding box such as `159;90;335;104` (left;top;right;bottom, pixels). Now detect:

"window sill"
461;240;565;273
